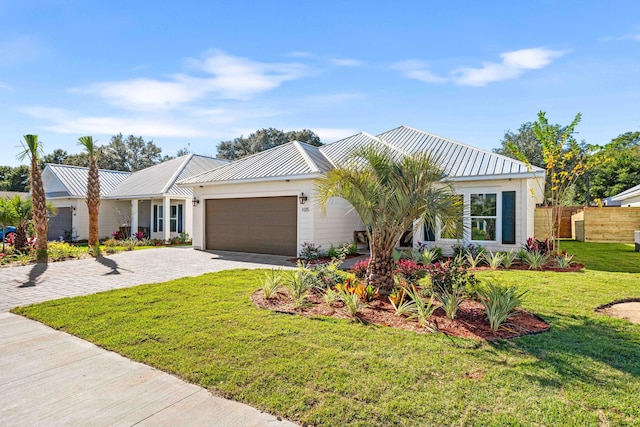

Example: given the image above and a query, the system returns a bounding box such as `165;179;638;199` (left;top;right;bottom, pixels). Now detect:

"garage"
205;196;297;256
47;207;73;241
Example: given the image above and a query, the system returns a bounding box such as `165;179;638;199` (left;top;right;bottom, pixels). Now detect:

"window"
440;194;464;240
470;193;497;241
153;205;164;232
169;204;184;233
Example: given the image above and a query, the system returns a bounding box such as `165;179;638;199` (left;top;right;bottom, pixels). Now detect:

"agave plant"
465;252;484;268
554;254;575;269
484;251;505;270
501;250;518;269
261;268;284;299
433;283;466;320
405;285;437;330
521;250;549;270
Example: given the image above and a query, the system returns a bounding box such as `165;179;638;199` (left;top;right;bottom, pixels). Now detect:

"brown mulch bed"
287;253;363;266
252;290;550;340
469;261;585;273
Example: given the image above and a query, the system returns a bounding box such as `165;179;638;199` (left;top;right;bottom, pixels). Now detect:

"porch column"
163;196;171;242
130;199;138;239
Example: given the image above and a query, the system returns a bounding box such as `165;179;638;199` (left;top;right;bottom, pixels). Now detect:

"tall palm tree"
18;135;48;262
78;136;101;247
316;145;462;294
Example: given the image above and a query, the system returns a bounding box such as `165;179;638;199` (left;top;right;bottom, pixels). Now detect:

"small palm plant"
522;251;548;270
405;285;437;330
337;288;366;318
433;283;466;320
284;263;316;307
501;250;518;269
554;254;575;269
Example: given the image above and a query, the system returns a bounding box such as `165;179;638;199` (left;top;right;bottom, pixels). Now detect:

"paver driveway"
0;246;292;312
0;247;297;427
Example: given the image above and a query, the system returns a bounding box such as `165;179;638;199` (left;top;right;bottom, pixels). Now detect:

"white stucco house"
610;184;640;207
178;126;545;256
42;154;227;241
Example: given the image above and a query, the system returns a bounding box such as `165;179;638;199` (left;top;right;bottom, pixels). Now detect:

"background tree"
18;135;48;262
100;133;169;171
577;131;640;202
0;165;30;192
78;136;101;247
217;128;322;160
316;145;460;294
494;122;545;168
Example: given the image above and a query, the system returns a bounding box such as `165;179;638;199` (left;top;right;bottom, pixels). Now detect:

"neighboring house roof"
44;154;228;199
611;183;640;202
179;142;333;185
178;125;544;187
106;154;227;198
43;164;131;198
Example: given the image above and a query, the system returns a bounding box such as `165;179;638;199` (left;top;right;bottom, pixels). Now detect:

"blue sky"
2;0;639;166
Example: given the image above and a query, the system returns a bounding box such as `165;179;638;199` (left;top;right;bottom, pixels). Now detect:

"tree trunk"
15;226;28;252
87;157;101;247
30;156;48;263
365;244;395;295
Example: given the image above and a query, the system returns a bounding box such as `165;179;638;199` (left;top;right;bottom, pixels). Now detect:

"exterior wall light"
299;193;308;205
192;197;200;207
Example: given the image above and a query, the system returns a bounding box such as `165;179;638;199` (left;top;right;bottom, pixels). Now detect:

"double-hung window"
470;193;497;241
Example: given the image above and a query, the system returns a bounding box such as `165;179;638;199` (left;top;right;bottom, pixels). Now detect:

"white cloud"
20;106;204;137
452;48;566;86
76;50;308;111
394;48;565;87
391;60;448;83
330;58;362;67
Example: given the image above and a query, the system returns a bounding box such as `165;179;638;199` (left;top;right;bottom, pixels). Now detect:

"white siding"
313;197;363;249
48;198;128;240
620;194;640;207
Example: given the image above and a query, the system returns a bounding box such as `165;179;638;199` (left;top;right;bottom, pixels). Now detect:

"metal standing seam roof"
376;126;545;178
611;183;640;201
106;154;228;198
178;126;543;186
178;142;332;185
44;164;131;198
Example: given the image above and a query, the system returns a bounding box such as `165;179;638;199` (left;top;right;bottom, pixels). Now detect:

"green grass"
12;242;640;426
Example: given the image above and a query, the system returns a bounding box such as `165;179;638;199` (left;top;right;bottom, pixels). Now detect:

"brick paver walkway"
0;247;292;312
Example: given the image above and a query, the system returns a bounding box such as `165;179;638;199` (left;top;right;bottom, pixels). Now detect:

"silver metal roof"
179;126;544;186
376;126;545;178
106;154;227;198
44;164;131;198
179;142;331;184
611;183;640;201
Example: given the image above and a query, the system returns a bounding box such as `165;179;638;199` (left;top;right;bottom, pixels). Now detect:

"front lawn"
13;242;640;426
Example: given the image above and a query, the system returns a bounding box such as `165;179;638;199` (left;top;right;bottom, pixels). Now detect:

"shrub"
335;277;377;302
484;251;505;270
426;259;479;294
134;231;145;240
14;253;32;266
477;282;528;331
521;250;548;270
261;268;284;299
452;241;485;258
390;288;416;317
47;242;80;262
103;238;119;248
89;244;102;257
337;288;366;318
311;259;346;289
501;250;518;269
299;242;322;261
421;247;441;266
433;283;466;320
327;243;353;260
122;239;137;251
394;259;428;284
350;258;369;280
323;288;339;306
178;232;191;244
525;237;554;255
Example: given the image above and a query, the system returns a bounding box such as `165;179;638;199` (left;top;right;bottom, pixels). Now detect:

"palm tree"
0;197;17;253
5;195;32;252
78;136;101;247
18;135;48;262
316;145;461;294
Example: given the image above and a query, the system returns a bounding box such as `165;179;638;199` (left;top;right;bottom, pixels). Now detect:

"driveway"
0;247;292;312
0;247;297;427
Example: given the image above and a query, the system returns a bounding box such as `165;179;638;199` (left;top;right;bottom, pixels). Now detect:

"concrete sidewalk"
0;312;297;426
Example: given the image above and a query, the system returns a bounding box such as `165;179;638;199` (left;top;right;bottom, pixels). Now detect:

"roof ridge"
47;163;132;174
293;141;320;173
161;153;193;194
385;125;544;172
362;131;411;157
44;164;74;198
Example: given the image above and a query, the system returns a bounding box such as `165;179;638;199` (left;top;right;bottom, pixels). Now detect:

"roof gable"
179;142;330;185
44;164;131;198
611;183;640;201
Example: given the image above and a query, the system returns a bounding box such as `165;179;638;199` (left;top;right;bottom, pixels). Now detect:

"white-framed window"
169;204;184;233
470;193;497;241
153;205;164;232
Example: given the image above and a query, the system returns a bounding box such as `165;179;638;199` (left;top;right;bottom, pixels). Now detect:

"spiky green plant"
261;268;284;299
465;252;484;268
522;250;549;270
555;254;575;269
323;288;339;306
501;250;518;269
477;282;528;331
337;288;366;318
421;247;440;266
484;251;505;270
285;263;316;307
405;285;437;330
433;284;466;320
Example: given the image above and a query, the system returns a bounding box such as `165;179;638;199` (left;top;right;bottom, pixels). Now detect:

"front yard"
12;241;640;426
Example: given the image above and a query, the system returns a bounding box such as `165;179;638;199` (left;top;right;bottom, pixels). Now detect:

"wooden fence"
534;206;583;239
572;207;640;243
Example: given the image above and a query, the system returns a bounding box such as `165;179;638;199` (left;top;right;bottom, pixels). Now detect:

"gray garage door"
205;196;297;256
48;207;72;241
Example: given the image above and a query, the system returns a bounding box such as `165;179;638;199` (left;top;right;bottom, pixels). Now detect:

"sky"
1;0;639;166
